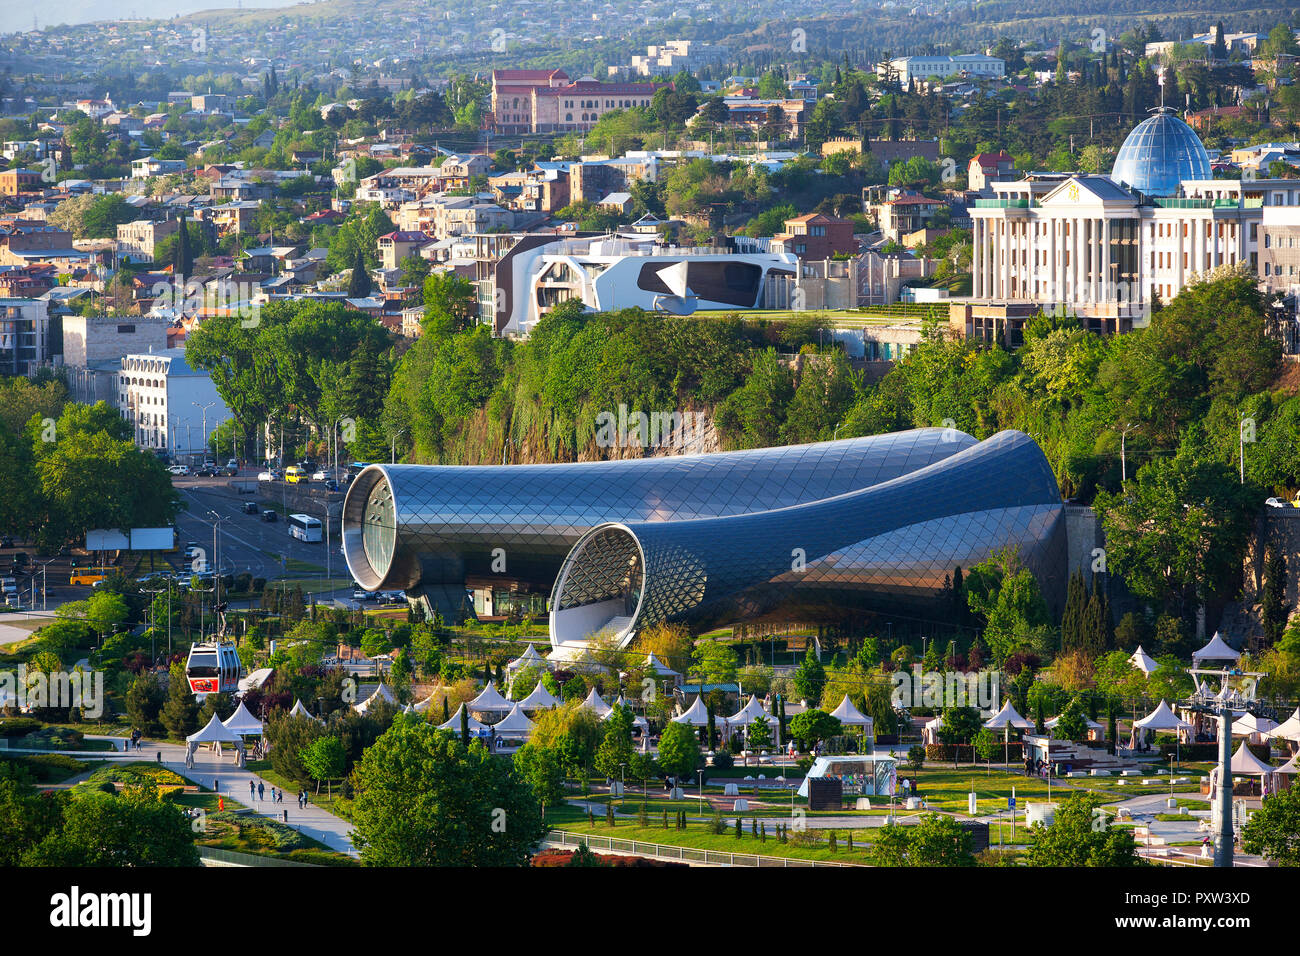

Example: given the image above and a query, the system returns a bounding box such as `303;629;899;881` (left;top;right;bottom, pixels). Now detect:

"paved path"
0;610;57;647
89;734;360;859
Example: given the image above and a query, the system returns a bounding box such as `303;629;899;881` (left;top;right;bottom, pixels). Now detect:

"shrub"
0;717;42;737
712;749;734;769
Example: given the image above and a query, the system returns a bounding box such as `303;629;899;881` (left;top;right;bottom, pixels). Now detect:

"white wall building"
884;54;1005;83
118;347;230;458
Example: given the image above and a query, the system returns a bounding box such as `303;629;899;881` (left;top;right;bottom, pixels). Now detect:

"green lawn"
170;790;356;866
547;804;876;864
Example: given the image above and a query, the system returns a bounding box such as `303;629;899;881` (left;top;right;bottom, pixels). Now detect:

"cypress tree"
442;696;450;724
174;213;193;278
1262;547;1288;645
460;703;469;746
347;247;372;298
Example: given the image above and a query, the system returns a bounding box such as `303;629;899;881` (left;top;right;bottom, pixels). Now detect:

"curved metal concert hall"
341;427;978;620
549;430;1066;649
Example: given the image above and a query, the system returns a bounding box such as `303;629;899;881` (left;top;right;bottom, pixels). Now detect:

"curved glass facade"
551;430;1066;647
341;428;978;615
1110;109;1211;197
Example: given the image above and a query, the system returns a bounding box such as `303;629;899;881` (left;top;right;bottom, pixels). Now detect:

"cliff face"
433;403;724;465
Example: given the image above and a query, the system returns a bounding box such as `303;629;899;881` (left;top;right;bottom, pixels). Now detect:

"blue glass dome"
1109;109;1211;197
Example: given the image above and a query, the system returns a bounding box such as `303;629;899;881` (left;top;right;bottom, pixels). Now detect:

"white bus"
288;514;323;542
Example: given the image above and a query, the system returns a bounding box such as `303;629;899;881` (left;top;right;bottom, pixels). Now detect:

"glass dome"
1109;108;1211;197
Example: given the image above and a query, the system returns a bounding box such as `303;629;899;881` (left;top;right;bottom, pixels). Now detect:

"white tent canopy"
672;695;710;726
1193;632;1241;663
187;712;244;745
983;699;1033;731
579;687;612;717
467;681;513;714
828;694;871;727
1135;699;1192;732
222;701;265;736
1232;712;1279;737
1129;645;1158;674
518;681;562;711
1045;713;1105;731
355;683;397;715
506;644;548;676
439;703;487;733
1274;752;1300;775
289;699;323;722
644;652;680;677
1267;707;1300;742
492;703;536;738
1230;741;1275;775
727;694;774;726
413;695;436;713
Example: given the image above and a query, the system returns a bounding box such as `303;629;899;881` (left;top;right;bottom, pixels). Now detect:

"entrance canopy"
187;712;244;745
289;699;323;722
1129;645;1158;674
671;695;710;726
1135;699;1192;732
1268;707;1300;743
518;681;562;711
828;694;871;727
983;699;1033;731
222;701;264;736
578;687;612;717
439;703;487;733
1193;632;1240;663
1230;742;1275;776
728;694;775;726
468;681;513;714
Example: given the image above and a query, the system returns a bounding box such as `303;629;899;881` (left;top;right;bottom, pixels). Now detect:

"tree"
870;823;912;866
788;709;842;750
748;715;772;751
1261;546;1289;646
1028;793;1144;866
174;213;193;277
513;742;567;815
125;672;165;735
908;813;976;866
692;639;738;684
1242;783;1300;865
159;663;199;739
347;247;373;299
594;704;636;780
937;706;983;766
351;718;545;866
793;645;827;703
23;789;199;866
656;721;702;782
300;735;347;795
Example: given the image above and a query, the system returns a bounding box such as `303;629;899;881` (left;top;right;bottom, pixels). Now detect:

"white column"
1210;217;1220;269
1101;217;1111;304
1048;217;1058;304
972;218;981;298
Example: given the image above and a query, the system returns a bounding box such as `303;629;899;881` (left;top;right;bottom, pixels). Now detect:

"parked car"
168;464;191;476
260;510;278;522
242;501;259;515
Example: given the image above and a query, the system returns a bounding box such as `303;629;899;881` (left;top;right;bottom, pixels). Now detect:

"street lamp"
193;401;216;461
697;768;704;817
390;428;407;465
1118;423;1136;482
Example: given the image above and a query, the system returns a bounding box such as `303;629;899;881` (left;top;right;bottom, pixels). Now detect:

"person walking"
257;781;264;801
249;780;255;799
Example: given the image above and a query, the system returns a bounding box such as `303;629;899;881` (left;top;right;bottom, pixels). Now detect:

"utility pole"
1214;707;1233;867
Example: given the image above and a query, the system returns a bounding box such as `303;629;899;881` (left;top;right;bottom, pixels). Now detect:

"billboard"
85;528;175;551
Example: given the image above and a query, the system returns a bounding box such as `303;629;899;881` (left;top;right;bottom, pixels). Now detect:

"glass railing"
973;198;1033;208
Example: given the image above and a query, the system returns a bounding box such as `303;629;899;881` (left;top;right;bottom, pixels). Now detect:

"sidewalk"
91;734;359;858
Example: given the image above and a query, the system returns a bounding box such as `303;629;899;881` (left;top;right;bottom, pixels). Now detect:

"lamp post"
697;768;704;817
193;402;216;461
390;428;407;465
1119;423;1135;482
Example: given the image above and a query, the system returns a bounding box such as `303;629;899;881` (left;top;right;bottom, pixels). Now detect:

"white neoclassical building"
118;347;229;458
959;109;1300;345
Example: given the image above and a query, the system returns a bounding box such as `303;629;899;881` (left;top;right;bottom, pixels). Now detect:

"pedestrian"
257;781;264;801
277;788;284;804
249;780;255;799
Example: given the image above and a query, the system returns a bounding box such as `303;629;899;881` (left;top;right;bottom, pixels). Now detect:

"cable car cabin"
185;641;242;695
